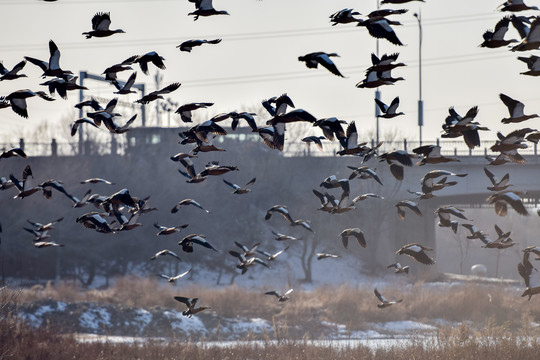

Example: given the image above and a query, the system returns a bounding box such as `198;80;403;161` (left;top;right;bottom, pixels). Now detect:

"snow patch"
133;308;152;333
163;310;208;336
20;304;54;327
79;307;112;332
217;317;273;338
374;321;437;333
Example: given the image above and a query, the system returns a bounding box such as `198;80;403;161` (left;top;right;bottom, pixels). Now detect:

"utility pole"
414;11;424;146
374;0;381;145
155;72;163;127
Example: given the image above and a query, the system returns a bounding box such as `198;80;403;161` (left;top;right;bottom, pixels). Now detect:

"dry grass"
1;320;540;360
9;276;540;331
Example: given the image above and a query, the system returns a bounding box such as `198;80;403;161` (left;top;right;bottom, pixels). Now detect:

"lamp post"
414;11;424;146
374;0;381;145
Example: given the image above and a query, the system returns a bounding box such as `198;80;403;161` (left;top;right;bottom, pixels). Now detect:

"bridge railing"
1;137;538;158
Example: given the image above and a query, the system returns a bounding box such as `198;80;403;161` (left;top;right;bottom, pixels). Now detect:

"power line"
0;11;504;52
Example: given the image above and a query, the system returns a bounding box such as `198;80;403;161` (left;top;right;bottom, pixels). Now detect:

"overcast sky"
0;0;537;147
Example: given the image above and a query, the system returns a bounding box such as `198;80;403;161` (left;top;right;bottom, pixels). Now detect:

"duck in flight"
375;96;404;118
0;60;27;81
298;52;345;77
24;40;72;78
83;12;125;39
177;39;222;52
374;288;403;308
2;89;55;118
188;0;229;21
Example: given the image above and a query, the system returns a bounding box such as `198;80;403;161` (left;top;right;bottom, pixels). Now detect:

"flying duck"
9;165;42;199
298;52;345;77
356;69;395;88
368;53;406;73
301;136;326;151
313;117;347;141
512;16;540;51
150;249;181;261
339;228;366;248
24;40;72;78
374;288;403;308
329;9;361;26
69;189;93;208
291;219;315;233
265;205;293;223
441;106;487;149
257;246;289;261
0;60;27;81
122;52;166;75
136;82;181;104
462;223;488;240
171;199;210;213
395;200;422;220
179;234;219;252
484;167;512;191
518;250;540;300
223;177;256;194
27;217;63;232
83;12;125;39
396;243;435;265
24;227;51;242
80;178;115;185
486;191;529;216
177;38;222;52
158;268;192;283
34;241;64;248
272;230;301;242
518;54;540;75
499;93;538;123
40;75;88;99
76;211;114;233
498;0;539;12
262;93;295;116
368;8;408;20
357;17;404;46
154;222;189;236
174;296;209;317
375;96;404;118
378;150;415;181
480;16;518;48
228;251;269;274
265;289;293;302
0;147;27;160
420;170;467;194
113;72;137;95
336;122;369;156
350;193;384;205
188;0;230;20
435;206;468;233
387;262;410;274
175;102;214;122
3;89;55;118
200;162;238;176
413;145;459;165
177;157;207;183
347;166;383;185
316;253;340;260
71;118;99;137
102;63;133;87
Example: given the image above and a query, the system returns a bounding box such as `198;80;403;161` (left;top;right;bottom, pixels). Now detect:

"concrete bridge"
2;127;539;282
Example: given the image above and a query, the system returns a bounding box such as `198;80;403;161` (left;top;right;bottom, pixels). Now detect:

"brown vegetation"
9;276;540;331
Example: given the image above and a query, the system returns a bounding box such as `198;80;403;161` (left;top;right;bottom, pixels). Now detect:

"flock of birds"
1;0;540;317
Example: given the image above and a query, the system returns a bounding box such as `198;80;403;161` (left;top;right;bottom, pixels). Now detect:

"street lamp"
414;11;424;146
374;0;381;145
